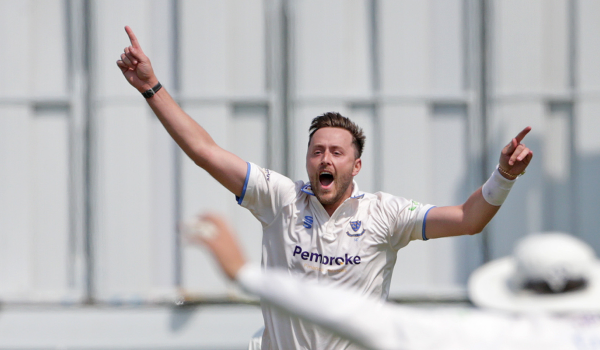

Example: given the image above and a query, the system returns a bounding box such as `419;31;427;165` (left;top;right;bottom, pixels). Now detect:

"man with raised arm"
117;26;533;350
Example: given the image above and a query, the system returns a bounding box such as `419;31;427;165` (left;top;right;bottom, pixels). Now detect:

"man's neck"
321;184;354;217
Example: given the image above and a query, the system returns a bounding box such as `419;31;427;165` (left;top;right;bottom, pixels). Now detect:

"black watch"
142;82;162;99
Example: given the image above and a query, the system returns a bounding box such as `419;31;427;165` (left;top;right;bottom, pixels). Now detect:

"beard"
312;170;354;208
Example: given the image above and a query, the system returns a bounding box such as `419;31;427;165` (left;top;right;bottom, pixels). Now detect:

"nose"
320;150;332;165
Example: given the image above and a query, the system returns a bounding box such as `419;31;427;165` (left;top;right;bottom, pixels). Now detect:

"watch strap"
141;82;162;99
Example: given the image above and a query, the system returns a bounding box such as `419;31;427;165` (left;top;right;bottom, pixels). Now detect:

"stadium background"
0;0;599;348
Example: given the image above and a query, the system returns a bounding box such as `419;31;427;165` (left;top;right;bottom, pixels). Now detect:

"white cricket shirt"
237;264;600;350
237;162;435;350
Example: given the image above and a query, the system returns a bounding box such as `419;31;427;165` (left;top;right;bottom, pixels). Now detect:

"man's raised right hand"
116;26;159;93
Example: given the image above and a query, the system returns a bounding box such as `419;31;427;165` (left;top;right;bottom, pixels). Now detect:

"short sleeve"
237;162;297;225
382;195;436;251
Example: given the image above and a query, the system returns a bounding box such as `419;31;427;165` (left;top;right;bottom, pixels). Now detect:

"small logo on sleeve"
408;200;420;211
303;216;313;229
261;168;271;182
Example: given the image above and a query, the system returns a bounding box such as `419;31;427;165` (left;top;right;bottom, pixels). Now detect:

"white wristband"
481;166;516;206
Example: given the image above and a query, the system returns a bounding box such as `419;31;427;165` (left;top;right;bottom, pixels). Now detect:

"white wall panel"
227;0;266;95
431;0;464;94
180;1;228;96
0;1;30;98
578;0;600;92
494;0;544;94
542;0;570;92
543;103;574;233
180;0;266;97
31;0;67;97
94;105;154;300
31;109;71;299
379;0;430;95
149;118;177;294
0;107;33;299
295;0;371;97
380;104;431;202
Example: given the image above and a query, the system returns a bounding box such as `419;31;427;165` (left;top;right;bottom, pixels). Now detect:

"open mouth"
319;172;334;188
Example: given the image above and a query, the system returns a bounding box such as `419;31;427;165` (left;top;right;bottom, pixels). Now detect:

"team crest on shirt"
347;220;365;237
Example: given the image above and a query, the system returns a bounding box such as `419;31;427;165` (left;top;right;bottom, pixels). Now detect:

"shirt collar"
301;181;363;199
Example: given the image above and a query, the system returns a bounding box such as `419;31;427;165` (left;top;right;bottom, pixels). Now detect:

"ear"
352;158;362;176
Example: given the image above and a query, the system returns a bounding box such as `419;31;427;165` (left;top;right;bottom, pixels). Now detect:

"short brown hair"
308;112;366;158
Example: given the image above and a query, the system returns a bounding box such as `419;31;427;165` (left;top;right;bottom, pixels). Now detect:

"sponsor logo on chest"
293;245;361;266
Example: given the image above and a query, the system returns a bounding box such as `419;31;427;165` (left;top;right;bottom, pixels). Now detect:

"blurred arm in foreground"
186;214;600;350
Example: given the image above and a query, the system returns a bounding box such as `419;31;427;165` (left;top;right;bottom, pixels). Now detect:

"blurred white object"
182;218;218;240
238;263;600;350
469;232;600;312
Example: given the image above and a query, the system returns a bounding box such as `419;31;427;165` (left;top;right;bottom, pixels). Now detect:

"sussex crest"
347;220;365;237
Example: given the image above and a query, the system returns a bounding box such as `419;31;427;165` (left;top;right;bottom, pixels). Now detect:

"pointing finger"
125;26;141;49
514;126;532;143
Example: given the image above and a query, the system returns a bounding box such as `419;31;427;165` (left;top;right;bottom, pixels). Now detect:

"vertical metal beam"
66;0;86;299
479;0;491;263
82;0;95;304
466;0;491;263
266;0;291;175
369;0;383;191
172;0;183;290
568;0;578;237
67;0;95;304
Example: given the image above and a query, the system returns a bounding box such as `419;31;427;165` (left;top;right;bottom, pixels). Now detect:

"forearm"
146;88;246;195
237;265;405;350
461;187;500;233
146;88;214;164
426;168;517;238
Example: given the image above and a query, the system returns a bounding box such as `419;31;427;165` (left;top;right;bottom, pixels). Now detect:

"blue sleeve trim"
236;162;251;205
422;206;436;241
